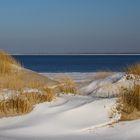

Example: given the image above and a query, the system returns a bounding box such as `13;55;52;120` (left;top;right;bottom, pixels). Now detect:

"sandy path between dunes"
0;95;139;140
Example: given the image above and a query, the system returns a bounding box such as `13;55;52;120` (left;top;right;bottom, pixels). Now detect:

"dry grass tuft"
0;50;21;75
0;87;55;117
117;85;140;121
0;72;48;90
0;50;18;64
0;50;56;117
43;87;56;102
0;95;33;117
126;63;140;76
57;76;78;94
115;63;140;121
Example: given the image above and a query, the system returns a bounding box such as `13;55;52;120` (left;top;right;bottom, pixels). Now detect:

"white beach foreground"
0;72;140;140
0;94;140;140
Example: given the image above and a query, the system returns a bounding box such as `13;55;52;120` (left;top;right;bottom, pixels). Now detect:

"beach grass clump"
0;73;45;90
0;50;18;65
58;76;78;94
0;73;23;90
126;63;140;76
0;50;56;117
43;87;55;102
0;95;33;117
22;87;55;105
0;50;21;75
0;87;55;117
117;84;140;121
115;63;140;121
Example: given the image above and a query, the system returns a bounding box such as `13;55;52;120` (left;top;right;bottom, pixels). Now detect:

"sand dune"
80;73;140;97
0;72;140;140
0;94;139;140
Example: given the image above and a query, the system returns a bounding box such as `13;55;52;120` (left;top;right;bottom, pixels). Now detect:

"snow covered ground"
44;72;140;97
0;72;140;140
0;94;139;140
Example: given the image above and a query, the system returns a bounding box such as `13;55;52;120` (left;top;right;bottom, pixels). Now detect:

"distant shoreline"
11;53;140;56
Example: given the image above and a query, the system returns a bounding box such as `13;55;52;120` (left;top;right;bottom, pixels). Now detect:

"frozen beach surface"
0;94;140;140
0;72;140;140
44;72;140;97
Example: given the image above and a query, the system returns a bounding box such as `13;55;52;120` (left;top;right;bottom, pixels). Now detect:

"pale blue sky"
0;0;140;54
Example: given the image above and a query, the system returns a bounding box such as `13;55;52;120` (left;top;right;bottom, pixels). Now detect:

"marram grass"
114;63;140;121
0;50;55;117
0;50;21;75
0;87;55;117
57;76;78;95
126;62;140;76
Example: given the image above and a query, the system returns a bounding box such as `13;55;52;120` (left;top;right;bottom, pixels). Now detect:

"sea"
13;55;140;73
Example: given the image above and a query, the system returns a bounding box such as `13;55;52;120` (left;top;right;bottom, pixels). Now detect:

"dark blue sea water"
13;55;140;73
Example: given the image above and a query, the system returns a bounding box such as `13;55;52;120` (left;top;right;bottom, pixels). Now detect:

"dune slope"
0;94;140;140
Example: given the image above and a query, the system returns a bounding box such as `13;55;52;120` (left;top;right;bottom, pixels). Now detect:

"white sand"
0;94;140;140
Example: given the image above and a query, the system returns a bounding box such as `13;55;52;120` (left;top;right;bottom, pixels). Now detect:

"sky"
0;0;140;54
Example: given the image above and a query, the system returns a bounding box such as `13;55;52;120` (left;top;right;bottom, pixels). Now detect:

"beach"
0;0;140;139
0;53;140;140
0;72;140;140
0;92;140;140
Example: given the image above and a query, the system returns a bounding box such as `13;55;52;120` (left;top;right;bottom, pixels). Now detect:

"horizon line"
11;53;140;55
